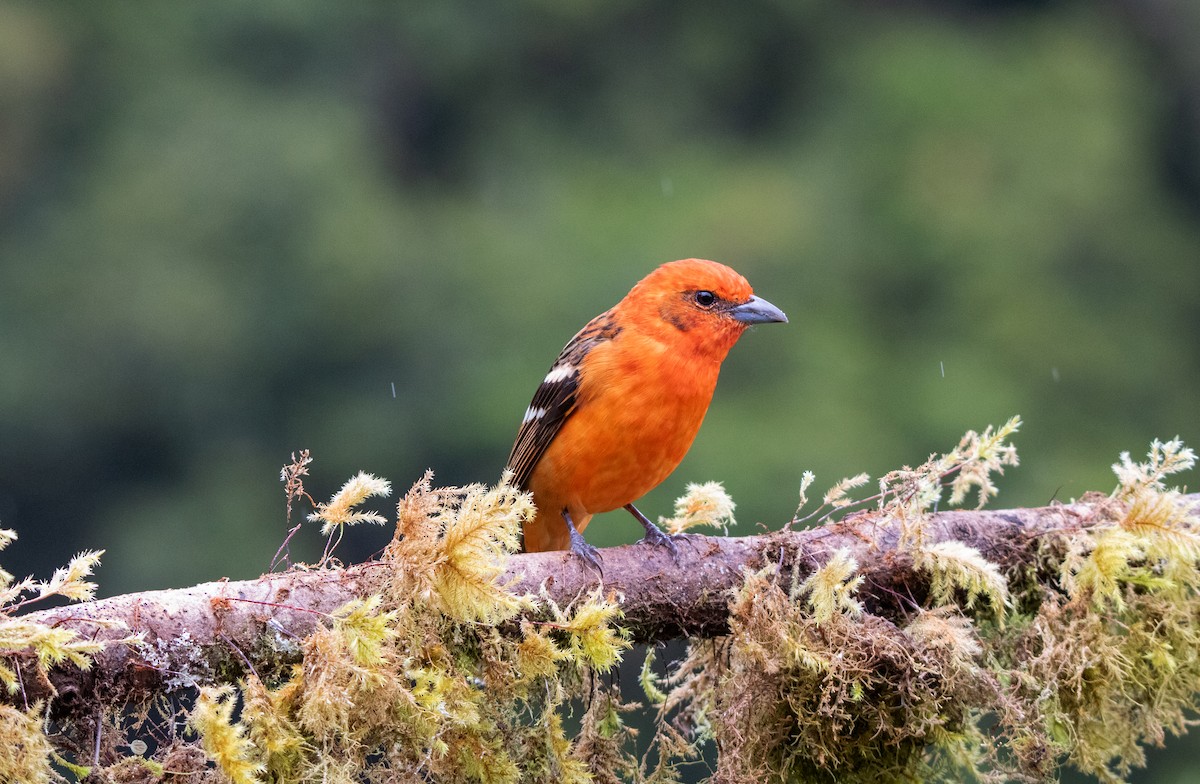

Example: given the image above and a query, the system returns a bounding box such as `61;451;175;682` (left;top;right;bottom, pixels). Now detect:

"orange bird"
506;259;787;568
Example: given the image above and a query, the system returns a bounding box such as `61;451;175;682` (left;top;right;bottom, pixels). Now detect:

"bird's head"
619;258;787;358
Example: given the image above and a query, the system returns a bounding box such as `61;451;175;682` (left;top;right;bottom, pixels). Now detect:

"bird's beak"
730;295;788;325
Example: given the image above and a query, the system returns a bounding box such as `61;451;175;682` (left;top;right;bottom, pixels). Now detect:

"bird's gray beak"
730;295;788;325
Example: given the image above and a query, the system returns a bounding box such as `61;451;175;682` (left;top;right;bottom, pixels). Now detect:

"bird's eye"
693;290;717;308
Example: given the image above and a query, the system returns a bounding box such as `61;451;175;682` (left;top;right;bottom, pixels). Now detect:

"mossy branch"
6;431;1200;783
10;494;1140;715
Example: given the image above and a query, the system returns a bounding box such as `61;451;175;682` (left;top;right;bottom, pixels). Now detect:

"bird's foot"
567;524;604;575
625;504;689;562
637;522;685;560
562;509;603;575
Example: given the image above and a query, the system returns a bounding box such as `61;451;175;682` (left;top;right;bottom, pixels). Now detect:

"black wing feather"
506;311;621;489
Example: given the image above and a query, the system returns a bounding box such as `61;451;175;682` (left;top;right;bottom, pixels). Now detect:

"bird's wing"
506;310;622;490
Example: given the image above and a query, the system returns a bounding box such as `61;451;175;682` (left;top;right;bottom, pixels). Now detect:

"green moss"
651;434;1200;783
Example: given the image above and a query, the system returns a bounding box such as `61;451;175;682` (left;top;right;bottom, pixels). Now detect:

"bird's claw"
637;523;691;563
624;503;690;563
568;525;604;576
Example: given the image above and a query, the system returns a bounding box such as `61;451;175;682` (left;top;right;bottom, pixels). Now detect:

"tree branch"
13;495;1120;718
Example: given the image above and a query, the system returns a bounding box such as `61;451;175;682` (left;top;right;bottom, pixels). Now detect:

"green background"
0;2;1197;780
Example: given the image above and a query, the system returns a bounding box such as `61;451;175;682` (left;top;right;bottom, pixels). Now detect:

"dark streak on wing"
506;310;622;490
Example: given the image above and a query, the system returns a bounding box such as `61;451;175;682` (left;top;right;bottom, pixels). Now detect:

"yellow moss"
0;542;131;783
242;673;310;778
903;607;982;674
0;703;57;784
331;595;398;667
386;473;531;624
0;539;121;699
654;432;1200;784
659;481;736;535
822;472;871;509
170;472;632;783
514;621;567;685
430;478;529;623
793;547;864;624
190;685;264;784
457;731;521;784
946;416;1022;508
574;685;639;784
409;664;483;729
916;540;1010;614
541;710;594;784
640;647;668;705
296;613;409;744
697;557;1010;781
550;589;631;673
0;619;105;693
307;471;392;537
35;549;104;603
0;529;15;586
24;433;1200;784
1061;528;1144;610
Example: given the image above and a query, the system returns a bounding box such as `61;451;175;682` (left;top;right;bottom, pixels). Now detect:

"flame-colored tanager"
507;258;787;568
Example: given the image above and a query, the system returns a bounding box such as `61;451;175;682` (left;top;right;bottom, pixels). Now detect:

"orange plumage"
506;259;787;564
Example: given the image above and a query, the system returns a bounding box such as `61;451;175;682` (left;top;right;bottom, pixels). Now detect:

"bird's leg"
562;509;603;575
625;503;683;560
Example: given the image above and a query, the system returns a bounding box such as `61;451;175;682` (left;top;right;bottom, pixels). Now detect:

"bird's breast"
529;339;721;515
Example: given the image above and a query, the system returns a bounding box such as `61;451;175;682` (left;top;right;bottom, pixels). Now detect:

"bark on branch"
15;496;1120;718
